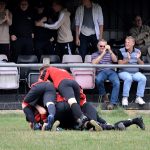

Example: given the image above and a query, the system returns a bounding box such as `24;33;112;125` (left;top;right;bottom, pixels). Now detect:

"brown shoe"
89;120;103;131
103;94;110;103
106;103;114;110
42;120;60;131
51;120;60;131
41;123;48;131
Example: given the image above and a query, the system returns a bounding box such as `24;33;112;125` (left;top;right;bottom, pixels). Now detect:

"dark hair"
52;0;66;8
19;0;29;4
132;14;142;21
35;0;44;8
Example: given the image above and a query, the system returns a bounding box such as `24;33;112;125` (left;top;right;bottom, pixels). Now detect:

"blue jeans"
118;72;147;97
96;69;120;104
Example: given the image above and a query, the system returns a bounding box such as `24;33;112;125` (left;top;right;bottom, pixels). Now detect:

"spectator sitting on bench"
91;39;120;110
129;15;150;62
118;36;146;107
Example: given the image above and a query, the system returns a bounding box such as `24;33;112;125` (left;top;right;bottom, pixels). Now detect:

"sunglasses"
99;45;105;48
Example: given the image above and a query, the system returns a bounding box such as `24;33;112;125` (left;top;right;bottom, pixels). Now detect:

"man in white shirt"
75;0;103;60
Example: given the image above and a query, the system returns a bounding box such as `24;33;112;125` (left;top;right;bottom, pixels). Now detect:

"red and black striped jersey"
40;67;74;88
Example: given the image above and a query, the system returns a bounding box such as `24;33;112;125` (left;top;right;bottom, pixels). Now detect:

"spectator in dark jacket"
10;0;34;62
33;1;56;61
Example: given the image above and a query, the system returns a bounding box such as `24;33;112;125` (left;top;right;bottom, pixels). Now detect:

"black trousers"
0;44;10;60
55;42;73;60
12;37;34;62
34;40;55;61
58;79;80;103
79;33;98;60
55;101;107;129
24;82;56;106
81;103;106;124
55;101;75;128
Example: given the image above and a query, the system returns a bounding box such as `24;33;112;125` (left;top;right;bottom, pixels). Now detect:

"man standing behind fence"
91;39;120;110
118;36;146;107
75;0;103;60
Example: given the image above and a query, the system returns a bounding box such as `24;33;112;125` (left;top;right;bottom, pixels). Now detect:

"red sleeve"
79;88;87;106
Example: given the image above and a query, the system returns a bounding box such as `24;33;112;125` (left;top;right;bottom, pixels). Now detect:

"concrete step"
0;94;150;110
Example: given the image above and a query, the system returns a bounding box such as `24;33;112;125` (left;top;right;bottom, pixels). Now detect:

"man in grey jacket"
129;15;150;62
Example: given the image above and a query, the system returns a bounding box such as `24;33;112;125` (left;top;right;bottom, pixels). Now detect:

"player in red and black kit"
23;86;145;131
55;88;110;130
39;66;91;129
55;88;145;131
25;104;47;130
24;91;102;131
22;81;56;130
55;89;102;131
25;103;61;131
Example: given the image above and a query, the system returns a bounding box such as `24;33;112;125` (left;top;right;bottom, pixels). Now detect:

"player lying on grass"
55;87;145;131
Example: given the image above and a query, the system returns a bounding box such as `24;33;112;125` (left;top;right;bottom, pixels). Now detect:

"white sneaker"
135;97;145;105
122;97;128;106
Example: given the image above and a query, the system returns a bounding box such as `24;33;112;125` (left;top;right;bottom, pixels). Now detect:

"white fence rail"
0;63;150;68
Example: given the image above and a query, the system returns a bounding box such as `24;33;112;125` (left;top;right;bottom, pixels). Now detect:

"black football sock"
101;124;115;130
115;120;132;128
23;106;36;123
71;103;83;119
97;115;107;124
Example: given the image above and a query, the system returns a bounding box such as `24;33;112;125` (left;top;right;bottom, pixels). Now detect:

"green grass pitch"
0;109;150;150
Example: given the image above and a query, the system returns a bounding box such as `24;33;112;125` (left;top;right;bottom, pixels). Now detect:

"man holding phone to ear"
91;39;120;109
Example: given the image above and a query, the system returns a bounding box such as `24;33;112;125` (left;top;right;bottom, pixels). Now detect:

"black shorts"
55;101;75;129
24;82;56;106
58;79;80;103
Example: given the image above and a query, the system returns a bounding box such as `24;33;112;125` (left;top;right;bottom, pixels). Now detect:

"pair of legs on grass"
57;79;100;129
22;81;56;130
55;101;145;131
22;80;98;130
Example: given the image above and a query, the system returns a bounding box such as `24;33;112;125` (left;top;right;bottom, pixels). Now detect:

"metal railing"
0;63;150;68
0;63;150;90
